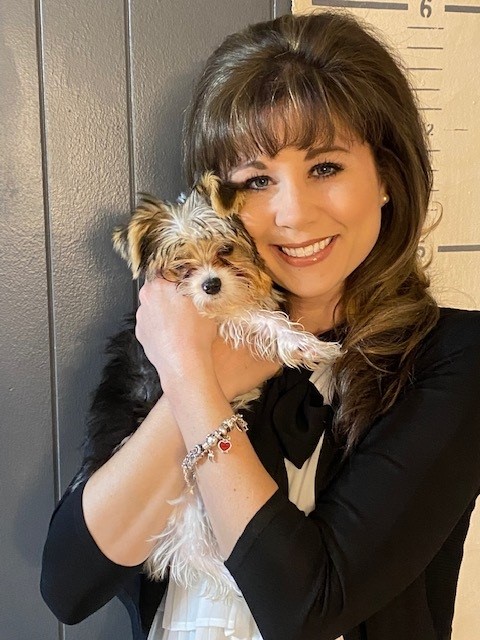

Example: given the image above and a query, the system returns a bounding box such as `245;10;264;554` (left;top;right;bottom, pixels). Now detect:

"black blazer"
41;308;480;639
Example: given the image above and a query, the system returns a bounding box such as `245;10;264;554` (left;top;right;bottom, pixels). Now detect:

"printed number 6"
420;0;432;18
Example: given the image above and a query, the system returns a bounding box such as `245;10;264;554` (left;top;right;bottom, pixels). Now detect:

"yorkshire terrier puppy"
113;173;339;376
71;173;340;601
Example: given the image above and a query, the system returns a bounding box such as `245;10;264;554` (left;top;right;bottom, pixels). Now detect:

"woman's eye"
244;175;270;190
312;162;343;178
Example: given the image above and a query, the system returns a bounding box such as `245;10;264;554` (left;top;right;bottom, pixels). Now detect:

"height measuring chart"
294;0;480;309
292;3;480;639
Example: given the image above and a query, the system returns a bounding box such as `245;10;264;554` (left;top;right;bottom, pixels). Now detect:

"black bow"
248;367;333;470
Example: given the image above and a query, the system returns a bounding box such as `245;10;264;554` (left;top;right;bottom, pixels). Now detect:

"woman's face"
228;133;386;323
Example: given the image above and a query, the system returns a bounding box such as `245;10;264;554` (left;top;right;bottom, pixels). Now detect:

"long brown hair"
182;11;439;454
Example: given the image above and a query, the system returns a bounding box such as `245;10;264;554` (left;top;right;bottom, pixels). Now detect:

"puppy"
113;173;339;376
72;173;340;601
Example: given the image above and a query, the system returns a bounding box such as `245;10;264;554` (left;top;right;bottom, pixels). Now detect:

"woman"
41;11;480;640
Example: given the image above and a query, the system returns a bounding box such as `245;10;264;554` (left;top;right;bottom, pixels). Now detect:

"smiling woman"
41;10;480;640
228;140;386;334
183;11;437;453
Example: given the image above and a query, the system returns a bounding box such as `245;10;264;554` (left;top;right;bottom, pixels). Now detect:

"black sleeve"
224;309;480;640
40;481;143;625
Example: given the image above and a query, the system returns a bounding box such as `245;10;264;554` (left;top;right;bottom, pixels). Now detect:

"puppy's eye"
218;245;234;257
176;266;193;278
163;265;192;280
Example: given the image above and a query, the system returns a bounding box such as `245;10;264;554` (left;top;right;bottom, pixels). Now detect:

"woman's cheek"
239;207;265;240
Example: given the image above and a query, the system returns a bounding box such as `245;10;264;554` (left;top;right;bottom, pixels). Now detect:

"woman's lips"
273;235;338;266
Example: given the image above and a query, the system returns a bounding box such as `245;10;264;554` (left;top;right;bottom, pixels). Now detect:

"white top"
148;364;343;640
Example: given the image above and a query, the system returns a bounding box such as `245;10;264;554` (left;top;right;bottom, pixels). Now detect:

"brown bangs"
202;62;365;178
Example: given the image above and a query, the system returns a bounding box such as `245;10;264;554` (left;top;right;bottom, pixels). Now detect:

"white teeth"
281;236;334;257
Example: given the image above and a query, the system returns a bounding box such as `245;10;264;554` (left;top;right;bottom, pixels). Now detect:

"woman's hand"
211;338;281;402
135;278;280;401
135;278;216;380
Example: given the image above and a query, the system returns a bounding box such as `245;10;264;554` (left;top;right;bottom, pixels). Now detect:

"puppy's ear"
112;220;144;279
112;224;130;263
112;195;166;279
195;171;246;217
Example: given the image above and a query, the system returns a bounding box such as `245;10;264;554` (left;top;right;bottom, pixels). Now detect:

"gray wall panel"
40;0;133;636
274;0;293;16
130;0;273;201
40;0;135;497
1;1;275;638
0;0;59;638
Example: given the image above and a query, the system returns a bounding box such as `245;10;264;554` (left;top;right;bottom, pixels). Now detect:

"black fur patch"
216;182;241;212
68;315;162;493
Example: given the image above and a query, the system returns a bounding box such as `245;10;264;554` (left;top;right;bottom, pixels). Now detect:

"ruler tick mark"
445;4;480;13
438;245;480;252
312;0;408;7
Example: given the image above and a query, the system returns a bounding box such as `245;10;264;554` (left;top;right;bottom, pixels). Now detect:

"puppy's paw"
278;331;341;370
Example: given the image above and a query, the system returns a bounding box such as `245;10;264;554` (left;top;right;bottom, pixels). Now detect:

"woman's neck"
287;295;342;335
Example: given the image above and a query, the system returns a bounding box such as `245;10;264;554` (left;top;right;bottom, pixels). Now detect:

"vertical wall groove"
124;0;140;309
35;0;61;505
35;0;64;636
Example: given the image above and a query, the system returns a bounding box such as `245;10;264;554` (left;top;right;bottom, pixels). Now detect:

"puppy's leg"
145;486;240;600
220;311;341;370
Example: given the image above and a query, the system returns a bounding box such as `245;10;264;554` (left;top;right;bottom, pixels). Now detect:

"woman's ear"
376;168;389;208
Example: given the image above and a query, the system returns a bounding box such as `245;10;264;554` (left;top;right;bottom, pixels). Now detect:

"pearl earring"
382;194;389;205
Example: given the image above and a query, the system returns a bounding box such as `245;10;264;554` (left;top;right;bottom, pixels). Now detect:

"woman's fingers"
135;278;217;376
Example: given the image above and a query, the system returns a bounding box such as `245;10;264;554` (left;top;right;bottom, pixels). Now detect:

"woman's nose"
273;182;318;229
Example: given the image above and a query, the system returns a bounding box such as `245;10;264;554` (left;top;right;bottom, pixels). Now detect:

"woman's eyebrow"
305;145;350;159
233;160;267;171
232;144;350;172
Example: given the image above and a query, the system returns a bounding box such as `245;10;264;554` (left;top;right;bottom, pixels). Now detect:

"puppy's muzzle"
202;277;222;295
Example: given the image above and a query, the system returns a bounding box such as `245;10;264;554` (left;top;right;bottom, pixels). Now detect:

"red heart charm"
218;439;231;453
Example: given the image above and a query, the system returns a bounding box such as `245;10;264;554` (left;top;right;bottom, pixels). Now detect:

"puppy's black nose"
202;277;222;295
